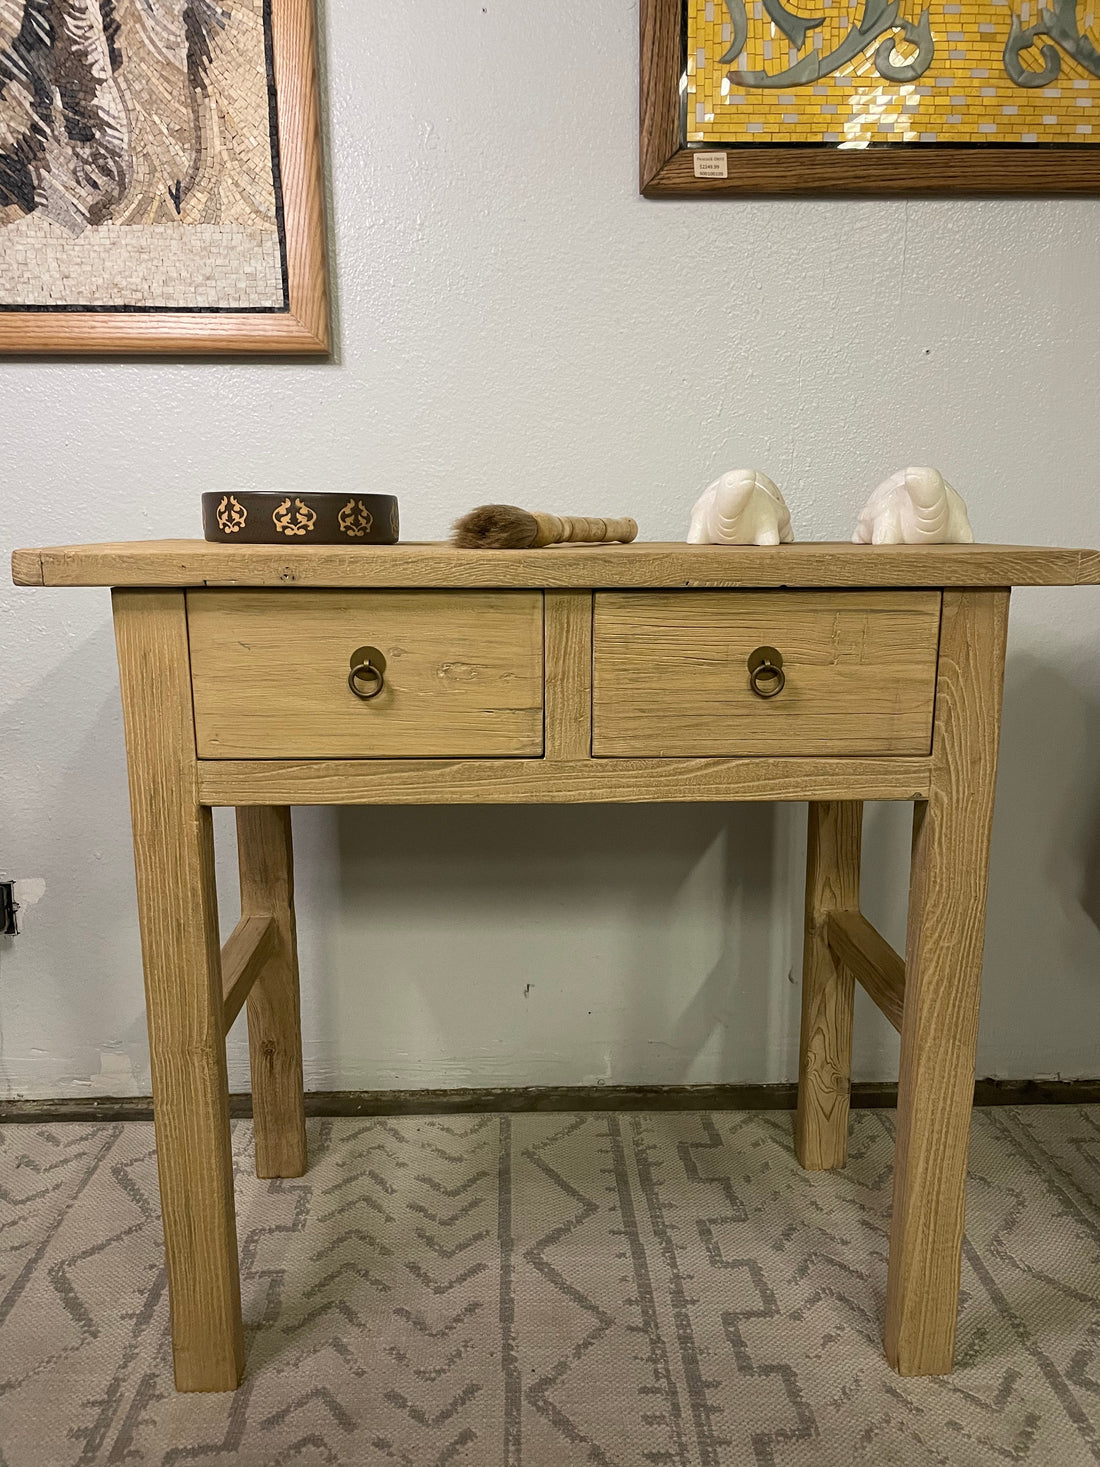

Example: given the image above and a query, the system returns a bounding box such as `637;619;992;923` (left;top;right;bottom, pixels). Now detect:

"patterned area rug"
2;1107;1099;1467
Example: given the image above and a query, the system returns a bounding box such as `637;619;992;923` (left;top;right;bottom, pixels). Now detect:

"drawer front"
592;590;940;756
189;590;544;758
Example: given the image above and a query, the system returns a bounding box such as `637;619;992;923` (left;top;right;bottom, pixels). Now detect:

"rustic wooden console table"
12;539;1100;1392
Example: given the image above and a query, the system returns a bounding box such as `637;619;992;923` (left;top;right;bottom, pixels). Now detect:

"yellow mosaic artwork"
686;0;1100;144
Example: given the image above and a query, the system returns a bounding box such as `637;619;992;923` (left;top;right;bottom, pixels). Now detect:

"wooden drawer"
188;590;544;758
592;590;940;756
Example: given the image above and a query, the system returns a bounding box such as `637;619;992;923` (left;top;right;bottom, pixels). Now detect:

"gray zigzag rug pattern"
2;1107;1099;1467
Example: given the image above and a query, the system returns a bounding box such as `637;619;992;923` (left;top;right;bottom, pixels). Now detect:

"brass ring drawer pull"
348;645;387;700
747;645;785;698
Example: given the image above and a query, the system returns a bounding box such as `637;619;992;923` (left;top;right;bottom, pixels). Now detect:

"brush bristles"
451;504;540;549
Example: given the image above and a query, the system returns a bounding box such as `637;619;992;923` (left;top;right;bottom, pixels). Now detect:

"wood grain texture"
544;591;593;760
885;588;1011;1377
0;0;328;355
593;591;939;756
237;806;307;1180
639;0;681;190
187;589;544;758
112;589;244;1392
639;0;1100;197
10;548;43;584
827;909;905;1033
197;755;932;805
644;145;1100;197
271;0;329;353
795;802;862;1171
14;541;1100;589
220;915;277;1030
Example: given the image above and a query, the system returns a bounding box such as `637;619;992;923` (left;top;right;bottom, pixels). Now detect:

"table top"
11;539;1100;590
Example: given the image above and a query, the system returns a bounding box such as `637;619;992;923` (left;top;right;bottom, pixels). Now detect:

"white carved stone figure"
851;467;974;546
687;469;795;546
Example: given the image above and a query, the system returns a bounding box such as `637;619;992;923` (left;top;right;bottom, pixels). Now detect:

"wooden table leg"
113;590;244;1392
795;801;863;1169
885;588;1010;1376
236;807;307;1179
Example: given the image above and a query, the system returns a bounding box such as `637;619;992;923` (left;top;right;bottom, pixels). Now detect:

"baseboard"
2;1077;1099;1124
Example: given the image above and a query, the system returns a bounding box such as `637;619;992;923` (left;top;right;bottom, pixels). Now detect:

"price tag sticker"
693;152;728;179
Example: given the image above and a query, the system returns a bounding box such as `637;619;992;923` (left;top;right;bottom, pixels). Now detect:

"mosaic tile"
687;0;1099;144
0;0;286;311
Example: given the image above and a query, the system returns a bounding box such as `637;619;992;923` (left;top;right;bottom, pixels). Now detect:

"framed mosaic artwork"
0;0;328;353
641;0;1100;190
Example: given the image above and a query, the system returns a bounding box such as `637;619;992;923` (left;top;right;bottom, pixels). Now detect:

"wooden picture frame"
0;0;329;355
641;0;1100;195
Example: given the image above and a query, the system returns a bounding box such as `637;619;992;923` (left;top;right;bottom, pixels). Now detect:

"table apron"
195;756;933;806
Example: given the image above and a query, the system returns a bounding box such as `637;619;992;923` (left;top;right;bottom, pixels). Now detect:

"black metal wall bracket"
0;881;19;936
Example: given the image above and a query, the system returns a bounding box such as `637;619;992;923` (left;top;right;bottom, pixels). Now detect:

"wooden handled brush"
452;505;638;549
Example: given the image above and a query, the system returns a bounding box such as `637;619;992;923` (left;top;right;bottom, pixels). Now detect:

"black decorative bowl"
202;492;399;544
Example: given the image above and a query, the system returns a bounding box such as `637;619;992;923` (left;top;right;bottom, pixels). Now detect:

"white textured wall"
2;0;1100;1100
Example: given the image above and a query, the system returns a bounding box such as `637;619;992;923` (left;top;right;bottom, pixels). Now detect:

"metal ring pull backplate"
747;645;785;698
348;645;387;700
